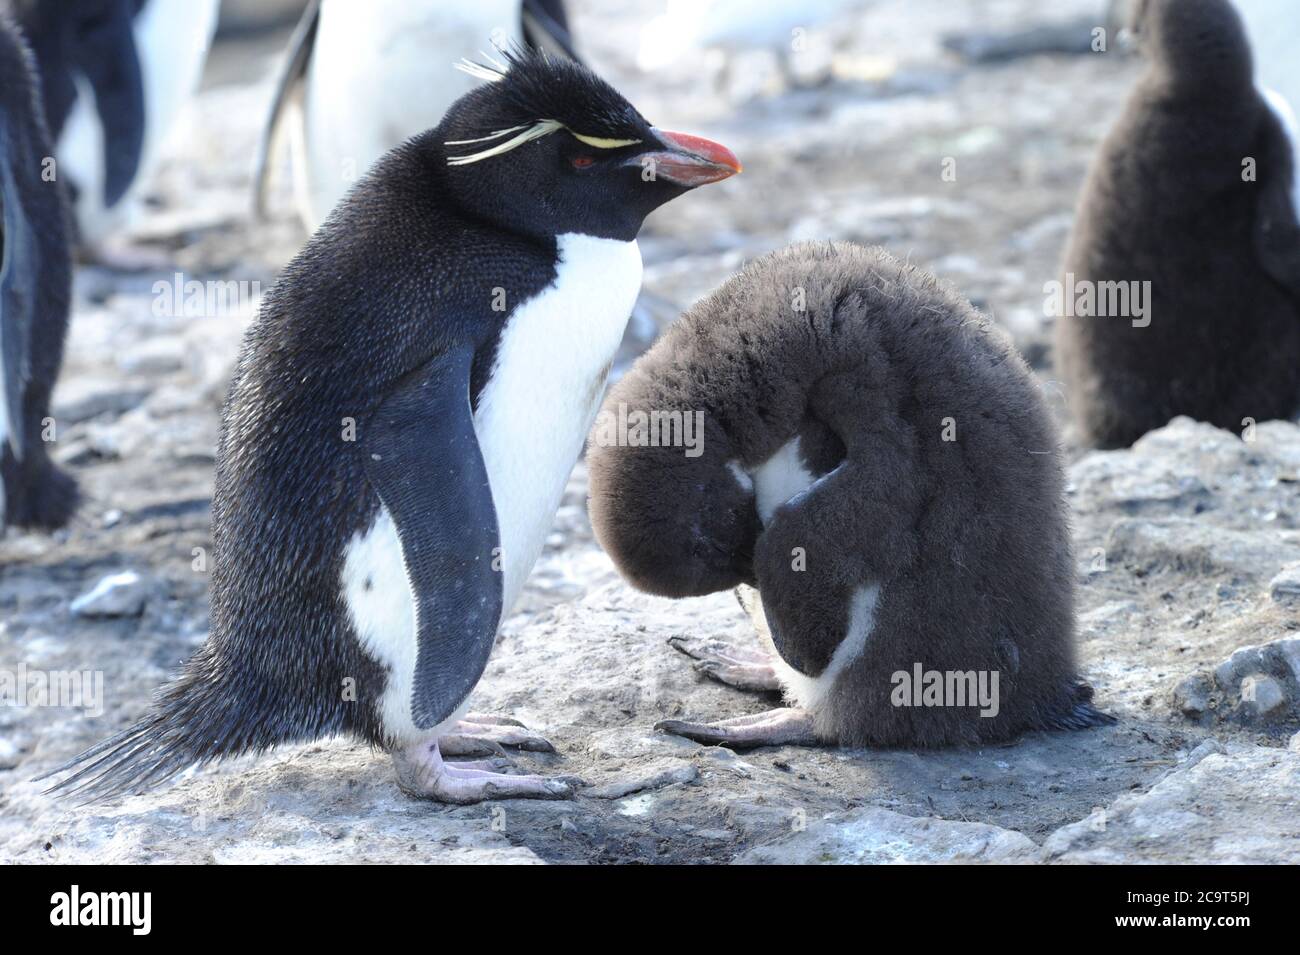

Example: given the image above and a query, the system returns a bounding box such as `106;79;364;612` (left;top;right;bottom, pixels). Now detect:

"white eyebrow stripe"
570;131;642;149
446;120;565;165
444;117;645;167
445;124;531;146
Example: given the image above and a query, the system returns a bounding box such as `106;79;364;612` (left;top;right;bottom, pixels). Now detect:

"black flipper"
361;346;503;731
0;127;37;460
252;0;321;220
521;0;579;61
752;390;924;678
72;0;145;207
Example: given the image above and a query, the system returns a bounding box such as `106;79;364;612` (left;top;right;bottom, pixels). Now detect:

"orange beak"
638;128;743;187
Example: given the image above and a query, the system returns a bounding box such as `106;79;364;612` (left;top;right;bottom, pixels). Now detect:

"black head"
436;50;741;241
1130;0;1252;91
587;438;760;599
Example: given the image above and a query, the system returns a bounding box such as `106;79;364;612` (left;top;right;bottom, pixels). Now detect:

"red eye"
571;155;595;169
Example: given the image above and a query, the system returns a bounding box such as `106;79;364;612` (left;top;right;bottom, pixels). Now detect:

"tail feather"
37;653;283;802
1040;681;1117;732
38;712;199;803
35;723;151;787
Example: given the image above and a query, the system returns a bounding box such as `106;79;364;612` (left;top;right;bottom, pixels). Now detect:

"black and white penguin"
11;0;218;246
588;242;1112;749
0;14;77;530
254;0;579;231
1055;0;1300;449
43;50;740;803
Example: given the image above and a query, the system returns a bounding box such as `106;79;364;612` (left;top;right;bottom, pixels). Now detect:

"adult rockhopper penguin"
1055;0;1300;448
42;50;740;804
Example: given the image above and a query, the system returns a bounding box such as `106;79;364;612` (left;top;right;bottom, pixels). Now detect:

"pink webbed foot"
667;635;782;693
655;707;820;749
436;713;557;757
394;739;580;804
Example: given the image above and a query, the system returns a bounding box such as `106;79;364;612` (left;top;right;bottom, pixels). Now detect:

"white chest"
474;234;643;614
341;233;641;743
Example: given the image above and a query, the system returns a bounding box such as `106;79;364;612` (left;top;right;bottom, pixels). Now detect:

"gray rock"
585;728;701;761
1219;636;1300;685
52;383;151;425
1271;562;1300;605
1070;416;1300;526
1169;635;1300;727
1241;675;1286;716
13;743;545;864
1043;748;1300;864
117;338;188;376
1106;519;1300;580
1182;738;1225;768
734;807;1040;864
1172;673;1213;719
70;571;150;618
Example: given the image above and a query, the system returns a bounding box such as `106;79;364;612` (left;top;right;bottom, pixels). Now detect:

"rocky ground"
2;0;1298;864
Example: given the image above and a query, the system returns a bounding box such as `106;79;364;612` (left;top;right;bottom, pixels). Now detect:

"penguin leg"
667;636;781;693
393;739;579;804
655;707;819;749
440;717;557;753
